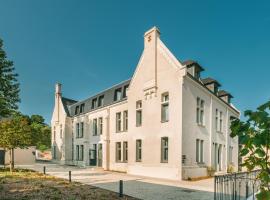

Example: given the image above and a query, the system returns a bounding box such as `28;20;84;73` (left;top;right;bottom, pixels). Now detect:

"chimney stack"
55;83;62;96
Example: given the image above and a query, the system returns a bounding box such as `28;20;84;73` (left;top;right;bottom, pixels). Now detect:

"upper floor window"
123;85;129;98
76;123;80;138
98;117;103;135
229;146;233;164
93;119;98;136
116;112;122;132
161;137;169;163
123;110;128;131
196;139;204;163
219;111;223;132
92;98;97;109
60;124;63;138
80;103;85;113
80;122;84;138
136;139;142;162
136;100;142;127
114;88;122;101
161;93;169;122
215;109;218;130
75;106;79;115
196;97;204;125
98;95;104;107
116;142;121;162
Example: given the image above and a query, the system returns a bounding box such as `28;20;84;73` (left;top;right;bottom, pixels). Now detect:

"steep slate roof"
66;79;131;117
61;97;78;116
201;77;221;87
218;90;233;98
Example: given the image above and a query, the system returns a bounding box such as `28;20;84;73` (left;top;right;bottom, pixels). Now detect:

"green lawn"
0;168;137;200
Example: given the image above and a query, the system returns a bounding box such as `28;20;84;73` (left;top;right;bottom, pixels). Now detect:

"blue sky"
0;0;269;123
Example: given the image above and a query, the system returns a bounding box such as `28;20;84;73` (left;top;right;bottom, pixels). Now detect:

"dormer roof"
201;77;221;87
182;60;205;71
218;90;233;98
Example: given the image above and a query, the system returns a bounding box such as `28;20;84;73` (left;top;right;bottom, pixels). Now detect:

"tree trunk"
9;148;14;172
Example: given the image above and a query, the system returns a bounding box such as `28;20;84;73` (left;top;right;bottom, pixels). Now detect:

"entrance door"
0;150;5;165
98;144;102;167
89;144;97;166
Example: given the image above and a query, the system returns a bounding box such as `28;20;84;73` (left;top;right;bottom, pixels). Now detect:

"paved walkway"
18;163;214;200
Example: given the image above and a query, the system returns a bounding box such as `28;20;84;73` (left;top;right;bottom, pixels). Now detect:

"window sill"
161;120;169;123
136;160;142;162
197;123;205;128
161;161;168;163
136;125;142;127
217;131;223;134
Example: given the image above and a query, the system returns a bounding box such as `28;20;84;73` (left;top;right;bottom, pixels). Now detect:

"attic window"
114;88;122;101
75;106;79;115
123;85;129;98
80;103;85;113
92;98;97;109
98;95;104;107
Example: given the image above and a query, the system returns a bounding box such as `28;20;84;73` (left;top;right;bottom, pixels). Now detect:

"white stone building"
51;27;239;180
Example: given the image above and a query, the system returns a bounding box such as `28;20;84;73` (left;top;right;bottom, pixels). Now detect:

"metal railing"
214;170;261;200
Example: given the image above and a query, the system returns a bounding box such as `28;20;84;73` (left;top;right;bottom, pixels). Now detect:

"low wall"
182;166;207;180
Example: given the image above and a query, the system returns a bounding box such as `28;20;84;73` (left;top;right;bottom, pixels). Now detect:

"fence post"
119;180;123;197
69;171;71;183
246;181;249;199
43;166;46;175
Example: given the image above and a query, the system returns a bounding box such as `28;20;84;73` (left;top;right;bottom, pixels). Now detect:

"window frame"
98;117;103;135
116;112;122;132
161;137;169;163
136;139;142;162
123;110;128;131
196;139;204;164
98;95;104;107
136;100;142;127
161;93;169;123
123;141;128;162
115;142;122;162
114;88;122;101
93;118;98;136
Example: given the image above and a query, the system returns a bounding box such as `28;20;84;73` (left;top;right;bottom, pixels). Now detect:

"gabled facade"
51;27;239;180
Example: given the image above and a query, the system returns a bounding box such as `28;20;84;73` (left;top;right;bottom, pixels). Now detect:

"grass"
0;168;137;200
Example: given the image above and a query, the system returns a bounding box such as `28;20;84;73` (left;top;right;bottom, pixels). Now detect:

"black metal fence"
214;170;261;200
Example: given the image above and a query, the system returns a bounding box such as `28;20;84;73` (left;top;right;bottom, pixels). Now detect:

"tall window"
136;101;142;127
196;97;204;125
123;142;128;162
98;95;104;107
123;85;129;98
80;122;84;138
123;110;128;131
53;126;56;141
196;139;204;163
215;109;218;130
76;145;79;161
92;98;97;109
116;112;121;132
136;139;142;162
114;88;122;101
79;145;84;161
161;137;169;163
161;93;169;122
93;119;98;136
75;106;79;115
229;146;233;163
76;123;80;138
219;111;223;132
116;142;121;162
60;124;63;138
80;103;85;113
98;117;103;135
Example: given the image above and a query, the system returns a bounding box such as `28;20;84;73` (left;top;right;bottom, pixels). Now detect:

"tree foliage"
0;38;20;118
230;100;270;199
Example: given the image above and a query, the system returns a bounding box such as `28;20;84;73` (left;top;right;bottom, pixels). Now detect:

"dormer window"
98;95;104;107
123;85;129;98
75;106;79;115
91;98;97;109
114;88;122;101
201;78;221;94
184;60;204;80
80;103;85;113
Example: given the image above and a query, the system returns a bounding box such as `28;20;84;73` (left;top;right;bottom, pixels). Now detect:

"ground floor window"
136;139;142;162
76;145;84;161
123;141;128;162
161;137;168;163
116;142;121;162
196;139;204;163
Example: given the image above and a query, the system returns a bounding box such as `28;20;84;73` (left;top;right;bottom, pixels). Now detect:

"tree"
30;115;51;151
0;38;20;118
230;100;270;200
0;113;32;172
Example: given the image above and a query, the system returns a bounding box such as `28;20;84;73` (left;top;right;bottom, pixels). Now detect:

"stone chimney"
55;83;62;122
55;83;62;97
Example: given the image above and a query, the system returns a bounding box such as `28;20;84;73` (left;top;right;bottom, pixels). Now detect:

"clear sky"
0;0;269;124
